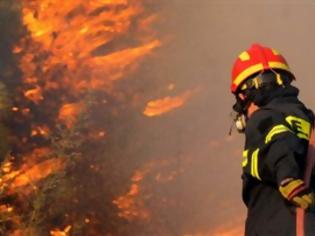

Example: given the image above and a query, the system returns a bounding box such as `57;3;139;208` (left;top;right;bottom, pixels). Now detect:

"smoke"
144;0;315;235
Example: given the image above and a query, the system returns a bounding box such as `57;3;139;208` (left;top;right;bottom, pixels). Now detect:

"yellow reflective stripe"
285;116;311;140
251;149;261;180
233;63;264;88
242;150;248;167
265;124;293;143
268;61;291;71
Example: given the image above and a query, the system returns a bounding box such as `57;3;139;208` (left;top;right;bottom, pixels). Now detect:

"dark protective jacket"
242;87;315;236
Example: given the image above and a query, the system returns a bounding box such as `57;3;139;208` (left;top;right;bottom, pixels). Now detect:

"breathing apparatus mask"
229;93;251;135
229;70;291;135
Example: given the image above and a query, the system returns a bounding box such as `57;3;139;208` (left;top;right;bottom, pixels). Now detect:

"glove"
279;178;315;210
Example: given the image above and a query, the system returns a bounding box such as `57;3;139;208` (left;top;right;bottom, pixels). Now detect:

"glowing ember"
31;125;50;137
2;161;13;173
0;204;14;213
143;91;192;117
24;85;44;104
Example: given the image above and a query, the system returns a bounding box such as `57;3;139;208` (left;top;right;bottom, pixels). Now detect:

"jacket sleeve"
243;109;310;185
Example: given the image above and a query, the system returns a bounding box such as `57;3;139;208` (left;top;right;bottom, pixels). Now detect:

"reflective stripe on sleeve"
242;150;248;167
265;124;293;144
251;148;261;180
285;116;311;140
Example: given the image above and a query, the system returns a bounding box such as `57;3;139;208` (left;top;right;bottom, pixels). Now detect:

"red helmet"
231;43;294;93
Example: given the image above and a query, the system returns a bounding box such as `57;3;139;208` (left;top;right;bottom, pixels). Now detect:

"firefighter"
230;43;315;235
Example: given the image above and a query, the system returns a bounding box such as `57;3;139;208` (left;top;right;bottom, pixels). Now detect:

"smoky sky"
148;0;315;234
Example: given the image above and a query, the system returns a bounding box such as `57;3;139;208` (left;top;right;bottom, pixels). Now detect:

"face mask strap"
270;68;284;87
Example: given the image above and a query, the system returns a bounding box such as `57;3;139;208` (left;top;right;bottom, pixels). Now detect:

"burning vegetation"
0;0;243;235
0;0;200;235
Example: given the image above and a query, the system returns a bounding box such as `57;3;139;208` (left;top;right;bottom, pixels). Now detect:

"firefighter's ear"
247;102;259;118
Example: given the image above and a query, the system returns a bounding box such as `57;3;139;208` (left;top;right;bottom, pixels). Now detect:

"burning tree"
0;0;185;235
0;0;215;235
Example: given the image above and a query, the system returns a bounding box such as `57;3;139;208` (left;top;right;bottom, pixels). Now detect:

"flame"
2;161;13;173
31;125;50;137
112;168;150;221
5;0;161;234
9;158;64;189
185;225;244;236
19;0;160;96
0;148;64;196
58;103;84;128
212;226;244;236
24;85;43;104
143;91;193;117
50;225;72;236
113;160;183;221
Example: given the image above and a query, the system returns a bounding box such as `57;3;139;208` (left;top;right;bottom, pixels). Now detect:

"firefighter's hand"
279;178;315;210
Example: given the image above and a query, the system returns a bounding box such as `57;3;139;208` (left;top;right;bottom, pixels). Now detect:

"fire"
112;167;150;221
184;224;244;236
24;85;43;104
9;158;64;189
143;91;192;117
50;225;72;236
58;103;84;128
113;160;183;222
212;226;244;236
19;0;160;95
0;149;64;193
2;161;13;173
31;125;50;137
2;0;162;234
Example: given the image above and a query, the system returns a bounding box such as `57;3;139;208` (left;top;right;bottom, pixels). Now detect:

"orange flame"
9;158;64;189
0;148;64;194
185;225;244;236
50;225;72;236
17;0;162;141
112;160;182;221
58;103;84;128
24;85;44;104
143;91;193;117
112;168;150;221
19;0;160;95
